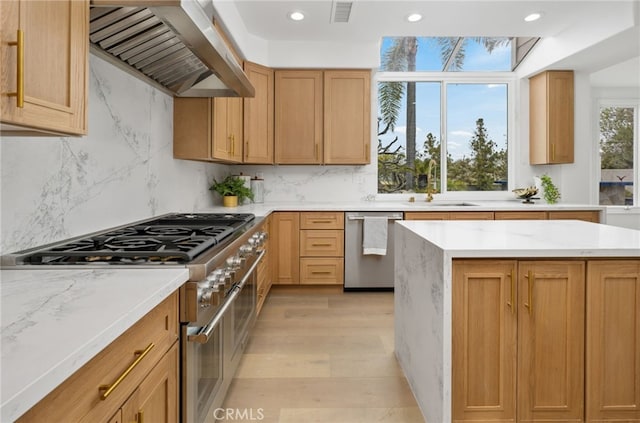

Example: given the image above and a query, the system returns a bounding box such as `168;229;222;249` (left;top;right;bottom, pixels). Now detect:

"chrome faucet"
425;159;437;202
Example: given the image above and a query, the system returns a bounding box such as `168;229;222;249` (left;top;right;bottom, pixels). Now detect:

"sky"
378;37;510;161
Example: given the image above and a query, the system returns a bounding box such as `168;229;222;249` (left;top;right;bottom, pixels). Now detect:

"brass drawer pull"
7;29;24;108
311;220;333;224
311;243;332;247
507;269;515;314
99;343;155;400
311;271;331;275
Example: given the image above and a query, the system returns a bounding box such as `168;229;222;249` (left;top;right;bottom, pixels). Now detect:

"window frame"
376;71;518;200
594;98;640;207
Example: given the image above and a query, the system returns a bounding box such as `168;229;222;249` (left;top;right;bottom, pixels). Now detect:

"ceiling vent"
331;1;353;23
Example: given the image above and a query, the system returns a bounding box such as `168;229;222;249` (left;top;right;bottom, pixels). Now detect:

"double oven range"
2;212;267;423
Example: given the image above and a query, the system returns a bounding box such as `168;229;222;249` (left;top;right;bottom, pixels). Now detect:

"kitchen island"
394;220;640;423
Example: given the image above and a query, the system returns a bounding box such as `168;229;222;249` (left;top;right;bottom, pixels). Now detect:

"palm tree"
378;37;510;191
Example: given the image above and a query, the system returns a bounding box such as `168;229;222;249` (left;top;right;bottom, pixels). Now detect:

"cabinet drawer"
300;258;344;284
547;211;600;223
17;292;179;423
494;211;547;220
300;230;344;256
300;212;344;229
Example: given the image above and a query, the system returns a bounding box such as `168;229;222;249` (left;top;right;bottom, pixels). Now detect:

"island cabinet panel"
452;260;517;423
586;260;640;422
16;292;179;423
517;261;585;423
0;0;88;135
271;212;300;284
452;260;585;423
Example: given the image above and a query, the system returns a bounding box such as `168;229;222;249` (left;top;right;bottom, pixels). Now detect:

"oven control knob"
239;244;255;257
199;287;220;308
205;269;224;285
226;255;243;268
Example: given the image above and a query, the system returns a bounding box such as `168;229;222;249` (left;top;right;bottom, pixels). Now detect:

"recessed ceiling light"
406;13;423;23
289;11;305;21
524;12;543;22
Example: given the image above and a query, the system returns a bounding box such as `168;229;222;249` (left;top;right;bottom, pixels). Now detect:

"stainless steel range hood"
89;0;254;97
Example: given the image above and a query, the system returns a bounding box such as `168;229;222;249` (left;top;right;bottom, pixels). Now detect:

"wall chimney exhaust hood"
89;0;254;98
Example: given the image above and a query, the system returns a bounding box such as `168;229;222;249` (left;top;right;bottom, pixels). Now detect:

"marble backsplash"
0;55;226;254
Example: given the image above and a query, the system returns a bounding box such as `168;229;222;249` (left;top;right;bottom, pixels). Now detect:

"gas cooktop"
5;213;255;266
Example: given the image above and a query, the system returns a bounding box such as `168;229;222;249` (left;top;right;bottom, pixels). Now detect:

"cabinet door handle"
551;144;556;161
524;270;534;313
7;29;24;108
315;144;319;160
99;343;155;400
231;134;235;155
507;269;515;313
137;410;144;423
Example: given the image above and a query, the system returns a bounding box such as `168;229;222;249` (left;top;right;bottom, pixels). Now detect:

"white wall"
0;55;227;254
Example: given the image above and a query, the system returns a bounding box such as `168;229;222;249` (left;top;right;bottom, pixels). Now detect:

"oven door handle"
187;249;265;344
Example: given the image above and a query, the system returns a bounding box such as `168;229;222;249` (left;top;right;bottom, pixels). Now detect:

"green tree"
600;107;633;169
469;118;499;190
378;37;510;193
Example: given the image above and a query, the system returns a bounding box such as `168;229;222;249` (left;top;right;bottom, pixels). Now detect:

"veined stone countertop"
393;220;639;423
198;200;606;216
397;219;640;258
0;268;189;423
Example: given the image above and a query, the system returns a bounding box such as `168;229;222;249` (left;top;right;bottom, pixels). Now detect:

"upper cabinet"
1;0;88;135
243;61;274;164
173;97;243;163
275;69;371;165
324;70;371;164
529;70;574;164
275;70;324;164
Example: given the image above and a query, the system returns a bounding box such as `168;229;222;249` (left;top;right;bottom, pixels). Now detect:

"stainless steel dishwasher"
344;211;403;289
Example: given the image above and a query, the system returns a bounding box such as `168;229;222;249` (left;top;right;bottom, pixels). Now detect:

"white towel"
363;216;388;255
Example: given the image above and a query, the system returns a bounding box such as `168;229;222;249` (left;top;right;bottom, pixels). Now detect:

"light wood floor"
221;286;425;423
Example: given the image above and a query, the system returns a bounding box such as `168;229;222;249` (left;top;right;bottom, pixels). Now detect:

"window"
598;104;638;206
377;37;514;195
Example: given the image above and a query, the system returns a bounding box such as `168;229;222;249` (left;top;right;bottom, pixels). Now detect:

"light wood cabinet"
452;260;517;422
586;260;640;422
323;70;371;164
271;212;345;285
547;210;600;223
494;211;547;220
174;97;243;163
452;260;585;423
1;0;88;135
299;212;344;285
271;212;300;284
243;61;274;164
517;261;585;422
274;69;371;164
275;70;323;164
17;292;179;423
529;70;574;164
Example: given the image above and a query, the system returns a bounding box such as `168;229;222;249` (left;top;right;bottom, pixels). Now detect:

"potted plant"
540;174;561;204
209;175;254;207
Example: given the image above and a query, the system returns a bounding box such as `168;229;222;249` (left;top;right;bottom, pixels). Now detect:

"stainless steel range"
2;212;267;423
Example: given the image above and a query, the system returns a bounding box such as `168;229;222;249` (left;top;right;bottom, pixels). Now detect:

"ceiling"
232;0;632;40
220;0;639;85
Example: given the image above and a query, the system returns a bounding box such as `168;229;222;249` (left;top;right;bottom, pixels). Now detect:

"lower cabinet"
586;260;640;422
16;292;179;423
271;211;344;285
453;260;588;422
